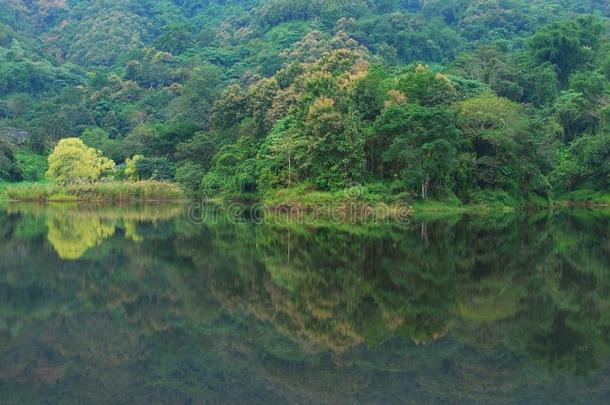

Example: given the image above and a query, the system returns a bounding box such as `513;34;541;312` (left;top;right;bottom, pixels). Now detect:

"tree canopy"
46;138;115;185
0;0;607;203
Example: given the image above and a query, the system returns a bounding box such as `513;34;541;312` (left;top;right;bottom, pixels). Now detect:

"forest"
0;0;608;206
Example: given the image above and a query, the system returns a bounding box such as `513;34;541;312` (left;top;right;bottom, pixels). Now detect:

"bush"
468;190;518;207
14;151;47;182
0;138;18;181
135;157;175;181
201;171;225;197
175;162;206;194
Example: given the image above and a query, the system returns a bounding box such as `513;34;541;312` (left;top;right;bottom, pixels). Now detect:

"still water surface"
0;203;609;404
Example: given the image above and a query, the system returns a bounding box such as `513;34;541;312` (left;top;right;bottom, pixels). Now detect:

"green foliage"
552;132;610;192
46;138;116;185
378;104;460;199
175;162;206;194
396;64;457;106
81;128;123;162
124;154;144;181
303;98;365;189
0;0;607;203
527;16;605;84
154;23;194;54
135;156;176;181
14;151;47;182
3;180;185;202
0;138;17;181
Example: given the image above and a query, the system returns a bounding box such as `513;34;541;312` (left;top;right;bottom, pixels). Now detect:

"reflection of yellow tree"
8;203;184;260
8;203;183;222
46;214;116;260
124;221;143;242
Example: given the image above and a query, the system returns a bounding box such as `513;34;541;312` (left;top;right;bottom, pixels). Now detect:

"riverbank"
554;190;610;208
0;181;186;202
3;181;607;216
258;186;519;220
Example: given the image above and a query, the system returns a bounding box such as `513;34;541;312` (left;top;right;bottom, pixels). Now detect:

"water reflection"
4;203;184;259
0;204;609;403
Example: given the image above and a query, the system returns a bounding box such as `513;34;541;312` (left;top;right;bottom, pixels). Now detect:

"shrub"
0;138;18;181
175;162;205;194
135;157;175;181
15;151;47;182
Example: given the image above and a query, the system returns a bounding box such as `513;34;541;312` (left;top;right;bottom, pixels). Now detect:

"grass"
1;181;186;202
557;189;610;207
262;185;349;208
258;184;518;223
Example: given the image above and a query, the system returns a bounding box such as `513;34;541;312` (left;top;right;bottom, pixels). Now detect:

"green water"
0;204;609;404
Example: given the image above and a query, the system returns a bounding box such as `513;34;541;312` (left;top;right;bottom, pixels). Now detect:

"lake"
0;203;609;404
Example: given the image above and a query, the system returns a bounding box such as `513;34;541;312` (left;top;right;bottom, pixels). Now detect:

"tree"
211;84;249;130
134;157;175;181
81;127;122;162
169;64;221;128
456;93;555;198
456;94;522;195
14;151;47;182
154;24;193;54
175;162;206;193
124;154;144;181
257;118;308;191
0;138;18;181
377;105;461;199
552;131;610;192
527;17;604;85
351;66;389;121
304;97;365;190
396;64;457;106
449;46;525;102
175;131;219;171
46;138;115;185
553;91;596;142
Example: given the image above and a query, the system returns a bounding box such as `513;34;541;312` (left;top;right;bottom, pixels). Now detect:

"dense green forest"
0;0;608;205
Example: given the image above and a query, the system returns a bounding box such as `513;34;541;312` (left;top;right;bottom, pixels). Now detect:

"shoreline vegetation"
0;181;186;203
2;181;607;219
0;2;608;225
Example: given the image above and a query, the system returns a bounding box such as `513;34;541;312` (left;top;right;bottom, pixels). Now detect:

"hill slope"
0;0;608;204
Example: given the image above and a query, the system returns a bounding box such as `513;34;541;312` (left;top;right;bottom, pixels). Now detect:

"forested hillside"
0;0;608;204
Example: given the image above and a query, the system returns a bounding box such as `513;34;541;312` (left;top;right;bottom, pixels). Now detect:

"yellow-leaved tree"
46;138;116;185
124;154;144;181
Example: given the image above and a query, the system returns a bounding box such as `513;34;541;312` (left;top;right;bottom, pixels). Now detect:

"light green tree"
124;154;144;181
46;138;115;185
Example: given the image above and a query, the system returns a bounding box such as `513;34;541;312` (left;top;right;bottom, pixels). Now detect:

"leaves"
46;138;115;185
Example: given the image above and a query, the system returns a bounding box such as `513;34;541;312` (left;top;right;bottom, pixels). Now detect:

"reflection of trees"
451;211;610;375
194;223;467;351
513;211;610;375
191;211;610;375
7;203;183;259
0;206;609;402
46;213;116;259
194;216;542;352
0;207;224;400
